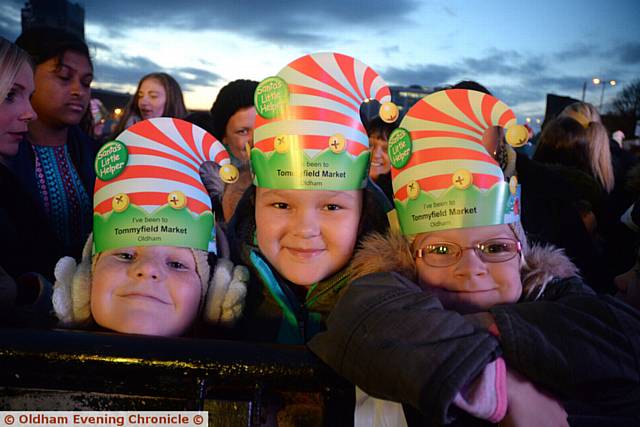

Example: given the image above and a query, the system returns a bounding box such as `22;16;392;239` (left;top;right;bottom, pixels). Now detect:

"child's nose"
453;249;488;278
292;209;320;238
131;258;163;281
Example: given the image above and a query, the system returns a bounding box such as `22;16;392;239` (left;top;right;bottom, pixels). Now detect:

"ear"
52;234;93;326
202;258;248;326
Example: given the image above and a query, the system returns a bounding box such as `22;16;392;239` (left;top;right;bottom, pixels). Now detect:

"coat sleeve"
307;272;501;425
490;277;640;416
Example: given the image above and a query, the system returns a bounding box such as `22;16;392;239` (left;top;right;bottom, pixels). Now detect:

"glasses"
415;238;522;267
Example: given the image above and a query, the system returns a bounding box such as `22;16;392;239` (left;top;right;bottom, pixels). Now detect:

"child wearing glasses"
309;90;640;426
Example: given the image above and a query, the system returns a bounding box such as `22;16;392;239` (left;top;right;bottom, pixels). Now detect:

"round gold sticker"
167;191;187;209
379;101;399;123
452;169;473;190
112;193;129;213
328;134;346;153
220;164;239;184
407;180;421;200
505;124;529;148
274;135;289;154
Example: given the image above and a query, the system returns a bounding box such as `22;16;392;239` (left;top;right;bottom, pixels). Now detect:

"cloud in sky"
82;0;417;47
383;63;461;87
93;52;221;93
618;42;640;65
1;0;638;117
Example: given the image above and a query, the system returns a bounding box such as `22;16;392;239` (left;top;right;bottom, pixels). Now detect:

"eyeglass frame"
414;238;522;268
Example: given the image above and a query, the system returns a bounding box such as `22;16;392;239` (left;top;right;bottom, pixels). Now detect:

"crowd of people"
1;27;640;426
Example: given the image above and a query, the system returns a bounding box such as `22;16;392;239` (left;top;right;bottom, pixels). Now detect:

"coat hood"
349;229;579;301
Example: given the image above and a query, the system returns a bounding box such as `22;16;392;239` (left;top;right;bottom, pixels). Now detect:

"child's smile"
255;187;362;286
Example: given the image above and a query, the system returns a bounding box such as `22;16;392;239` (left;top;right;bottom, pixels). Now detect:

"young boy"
227;52;396;344
52;117;247;337
309;89;640;425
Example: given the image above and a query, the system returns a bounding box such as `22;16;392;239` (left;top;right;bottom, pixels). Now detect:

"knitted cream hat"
390;89;529;235
251;52;397;190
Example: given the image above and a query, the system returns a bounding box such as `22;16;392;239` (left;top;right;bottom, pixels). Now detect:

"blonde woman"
558;102;615;193
0;37;36;159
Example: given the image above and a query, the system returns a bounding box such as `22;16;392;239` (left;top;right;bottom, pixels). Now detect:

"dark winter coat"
515;152;612;292
308;229;640;426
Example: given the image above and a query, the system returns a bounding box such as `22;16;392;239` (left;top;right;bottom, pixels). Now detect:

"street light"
592;78;617;110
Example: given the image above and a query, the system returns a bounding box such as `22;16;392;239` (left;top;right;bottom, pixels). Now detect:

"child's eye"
482;243;510;254
427;244;452;255
167;260;190;270
81;78;92;88
272;202;289;209
324;204;341;211
237;129;249;135
114;252;134;261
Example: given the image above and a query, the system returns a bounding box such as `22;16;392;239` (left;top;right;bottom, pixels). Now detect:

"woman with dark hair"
112;72;187;136
8;27;99;279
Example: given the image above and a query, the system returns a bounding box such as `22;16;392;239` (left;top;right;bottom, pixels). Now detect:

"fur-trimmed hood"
349;229;579;301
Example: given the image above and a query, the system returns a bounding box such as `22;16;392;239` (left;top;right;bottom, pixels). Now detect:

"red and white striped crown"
252;52;393;190
93;118;234;252
390;89;523;235
392;89;516;200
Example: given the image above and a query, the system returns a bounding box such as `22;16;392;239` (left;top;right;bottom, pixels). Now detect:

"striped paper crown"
390;89;527;235
251;52;396;190
93;118;238;253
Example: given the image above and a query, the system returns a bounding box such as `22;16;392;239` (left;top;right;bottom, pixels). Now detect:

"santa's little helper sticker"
95;140;128;181
388;128;412;169
255;76;289;119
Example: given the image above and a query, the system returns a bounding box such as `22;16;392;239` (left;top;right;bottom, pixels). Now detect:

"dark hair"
534;116;591;175
15;27;92;69
113;72;187;136
210;79;258;141
366;116;398;140
184;111;216;136
451;80;492;95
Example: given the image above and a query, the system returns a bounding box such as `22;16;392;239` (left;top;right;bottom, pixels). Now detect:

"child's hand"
500;368;568;427
464;312;496;331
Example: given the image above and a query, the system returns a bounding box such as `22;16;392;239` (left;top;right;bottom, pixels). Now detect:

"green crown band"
93;204;214;253
395;182;520;235
250;148;370;190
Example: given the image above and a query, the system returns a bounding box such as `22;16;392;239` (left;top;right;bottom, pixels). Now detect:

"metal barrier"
0;328;354;426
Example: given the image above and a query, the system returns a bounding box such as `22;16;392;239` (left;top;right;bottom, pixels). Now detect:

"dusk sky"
1;0;638;123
